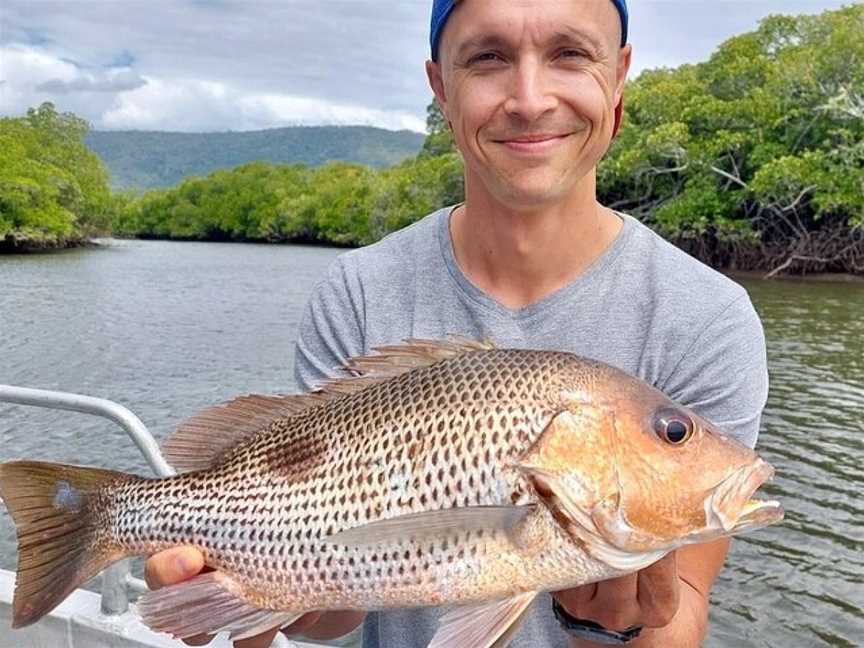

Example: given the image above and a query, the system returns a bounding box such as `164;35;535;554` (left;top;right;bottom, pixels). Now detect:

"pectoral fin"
429;592;537;648
324;505;535;547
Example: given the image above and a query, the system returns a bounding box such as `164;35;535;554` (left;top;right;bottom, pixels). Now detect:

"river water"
1;239;862;647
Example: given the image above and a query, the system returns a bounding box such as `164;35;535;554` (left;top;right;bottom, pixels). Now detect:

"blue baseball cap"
430;0;629;61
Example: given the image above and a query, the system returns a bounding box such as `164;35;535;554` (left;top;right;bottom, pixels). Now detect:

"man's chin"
490;171;581;210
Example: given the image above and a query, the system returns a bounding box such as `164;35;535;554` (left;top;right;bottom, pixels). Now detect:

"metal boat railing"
0;384;176;616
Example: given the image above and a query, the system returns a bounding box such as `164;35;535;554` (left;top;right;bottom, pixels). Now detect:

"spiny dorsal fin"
337;336;496;382
164;337;496;473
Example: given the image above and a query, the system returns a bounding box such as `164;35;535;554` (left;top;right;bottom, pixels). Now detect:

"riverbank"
0;233;102;254
11;232;861;280
726;270;864;283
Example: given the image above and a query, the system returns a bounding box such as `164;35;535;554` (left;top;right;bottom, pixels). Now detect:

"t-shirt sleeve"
293;255;366;393
660;292;769;449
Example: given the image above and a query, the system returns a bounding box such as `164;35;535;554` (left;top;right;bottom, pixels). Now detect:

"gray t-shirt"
293;206;768;648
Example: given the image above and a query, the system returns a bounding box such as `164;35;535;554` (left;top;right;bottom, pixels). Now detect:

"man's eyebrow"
552;26;606;52
455;34;511;59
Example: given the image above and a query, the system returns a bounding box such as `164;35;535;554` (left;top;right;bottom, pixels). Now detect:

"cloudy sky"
0;1;857;133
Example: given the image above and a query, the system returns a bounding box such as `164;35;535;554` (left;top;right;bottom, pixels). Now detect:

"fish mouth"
706;459;784;535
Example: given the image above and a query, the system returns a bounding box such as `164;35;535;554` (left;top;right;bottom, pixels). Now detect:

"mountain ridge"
86;125;425;189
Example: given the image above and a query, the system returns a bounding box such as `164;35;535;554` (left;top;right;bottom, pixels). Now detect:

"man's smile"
494;133;573;155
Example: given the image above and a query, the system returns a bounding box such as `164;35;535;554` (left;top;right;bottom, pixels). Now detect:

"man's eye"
559;49;587;59
470;52;503;64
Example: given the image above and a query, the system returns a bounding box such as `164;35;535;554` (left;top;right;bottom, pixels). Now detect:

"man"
145;1;768;646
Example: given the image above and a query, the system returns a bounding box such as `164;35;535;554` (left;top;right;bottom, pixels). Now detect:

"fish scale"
0;340;784;645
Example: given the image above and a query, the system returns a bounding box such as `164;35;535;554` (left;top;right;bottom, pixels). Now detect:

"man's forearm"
568;579;708;648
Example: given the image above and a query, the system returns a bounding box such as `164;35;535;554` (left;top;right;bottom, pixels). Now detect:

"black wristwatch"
552;598;644;645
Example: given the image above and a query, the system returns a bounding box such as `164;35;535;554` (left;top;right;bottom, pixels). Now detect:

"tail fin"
0;460;131;628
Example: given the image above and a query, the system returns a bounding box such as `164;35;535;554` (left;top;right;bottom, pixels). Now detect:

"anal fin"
137;571;302;640
429;592;537;648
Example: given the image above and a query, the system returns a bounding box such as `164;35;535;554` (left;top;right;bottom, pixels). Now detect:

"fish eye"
653;409;694;445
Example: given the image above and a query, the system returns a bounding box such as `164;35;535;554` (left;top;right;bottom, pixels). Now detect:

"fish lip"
707;459;784;534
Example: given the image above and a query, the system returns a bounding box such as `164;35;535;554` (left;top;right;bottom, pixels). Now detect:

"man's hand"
555;552;680;635
144;546;339;648
554;538;731;647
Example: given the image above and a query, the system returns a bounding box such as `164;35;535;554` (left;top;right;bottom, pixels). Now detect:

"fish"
0;338;784;646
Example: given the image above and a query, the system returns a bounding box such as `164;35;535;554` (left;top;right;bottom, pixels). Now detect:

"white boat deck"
0;568;319;648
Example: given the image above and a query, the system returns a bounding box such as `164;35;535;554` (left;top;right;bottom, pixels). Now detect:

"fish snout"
706;458;784;534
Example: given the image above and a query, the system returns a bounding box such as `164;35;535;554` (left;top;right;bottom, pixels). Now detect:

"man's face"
427;0;631;209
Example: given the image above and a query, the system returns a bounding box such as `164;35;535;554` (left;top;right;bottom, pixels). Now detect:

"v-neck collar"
436;204;634;321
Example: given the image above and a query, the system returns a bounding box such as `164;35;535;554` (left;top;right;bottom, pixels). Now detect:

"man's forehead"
431;0;627;61
452;10;612;50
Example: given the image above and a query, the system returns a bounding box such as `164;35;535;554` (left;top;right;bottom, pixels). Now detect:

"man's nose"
503;60;557;122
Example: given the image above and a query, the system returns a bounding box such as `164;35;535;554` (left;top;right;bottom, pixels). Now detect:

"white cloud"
100;77;426;132
0;44;146;120
37;68;147;94
0;43;424;133
0;0;431;132
236;94;426;133
0;44;78;111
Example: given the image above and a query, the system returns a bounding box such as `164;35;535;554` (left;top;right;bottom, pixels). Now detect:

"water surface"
1;240;861;646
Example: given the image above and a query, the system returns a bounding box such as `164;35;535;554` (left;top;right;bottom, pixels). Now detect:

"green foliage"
86;126;424;190
599;4;864;240
419;100;456;158
112;92;467;245
115;153;466;246
370;153;463;240
0;103;113;248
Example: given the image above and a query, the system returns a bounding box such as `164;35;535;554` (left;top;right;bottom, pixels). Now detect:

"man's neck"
449;174;623;310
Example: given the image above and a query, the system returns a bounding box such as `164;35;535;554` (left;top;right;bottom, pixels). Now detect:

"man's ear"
614;43;632;105
426;59;449;120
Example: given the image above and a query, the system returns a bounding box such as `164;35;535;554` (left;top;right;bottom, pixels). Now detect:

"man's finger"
557;573;641;630
235;627;279;648
590;573;641;629
554;582;598;613
593;572;639;609
144;546;205;590
282;611;323;637
637;552;680;627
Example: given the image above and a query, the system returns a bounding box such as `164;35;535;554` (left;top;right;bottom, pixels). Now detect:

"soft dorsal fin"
163;337;495;472
162;393;332;472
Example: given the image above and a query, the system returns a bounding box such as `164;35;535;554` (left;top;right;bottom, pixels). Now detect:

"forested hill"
85;126;425;189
